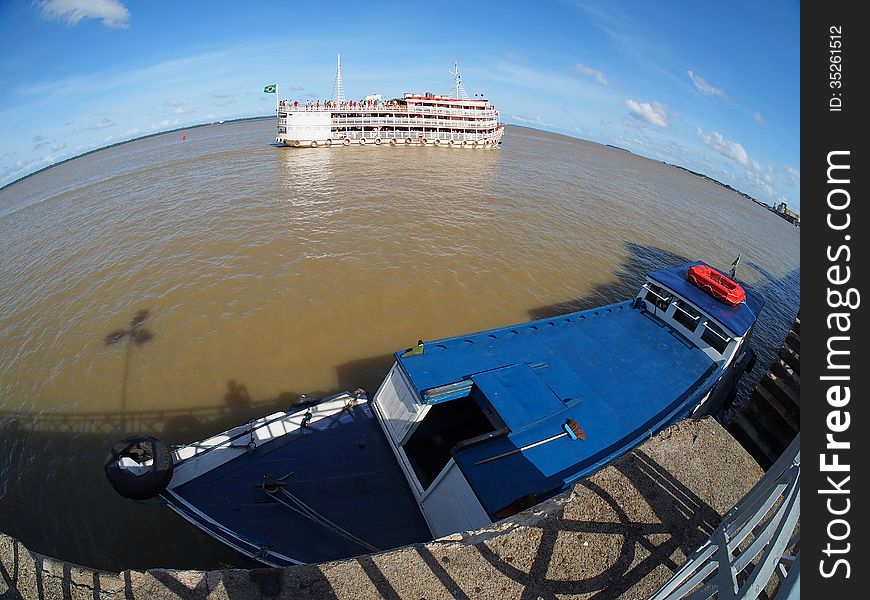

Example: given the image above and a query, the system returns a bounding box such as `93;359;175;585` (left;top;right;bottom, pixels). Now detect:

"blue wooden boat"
105;262;762;566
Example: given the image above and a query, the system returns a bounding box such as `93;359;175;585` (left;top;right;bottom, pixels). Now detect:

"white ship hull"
277;130;504;149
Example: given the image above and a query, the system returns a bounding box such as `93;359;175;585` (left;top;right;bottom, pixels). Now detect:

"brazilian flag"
263;84;276;93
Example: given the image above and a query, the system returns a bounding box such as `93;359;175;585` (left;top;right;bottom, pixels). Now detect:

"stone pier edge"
2;416;763;600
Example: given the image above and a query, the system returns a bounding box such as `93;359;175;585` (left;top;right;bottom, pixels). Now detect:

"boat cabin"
371;262;763;538
636;262;762;363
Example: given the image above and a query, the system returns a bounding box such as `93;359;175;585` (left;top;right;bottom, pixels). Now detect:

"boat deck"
165;403;430;565
396;301;719;517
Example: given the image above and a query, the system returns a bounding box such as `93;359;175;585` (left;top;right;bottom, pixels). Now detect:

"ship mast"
332;53;345;103
450;61;469;100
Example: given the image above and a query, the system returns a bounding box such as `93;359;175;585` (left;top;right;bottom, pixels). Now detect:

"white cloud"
744;169;784;203
625;99;668;127
39;0;131;29
696;127;759;171
508;114;556;128
754;111;765;125
574;63;609;86
150;118;181;130
504;52;530;65
90;117;115;129
783;165;800;187
688;70;726;98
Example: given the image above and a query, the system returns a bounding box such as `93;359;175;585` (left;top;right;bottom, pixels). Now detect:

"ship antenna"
450;60;469;100
333;52;345;103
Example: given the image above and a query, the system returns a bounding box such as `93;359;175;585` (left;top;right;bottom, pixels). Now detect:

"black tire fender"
105;435;174;500
744;348;757;374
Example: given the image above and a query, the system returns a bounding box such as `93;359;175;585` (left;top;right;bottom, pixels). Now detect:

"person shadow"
224;379;252;420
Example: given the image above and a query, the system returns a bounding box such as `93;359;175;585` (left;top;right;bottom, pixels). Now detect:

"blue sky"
0;1;800;210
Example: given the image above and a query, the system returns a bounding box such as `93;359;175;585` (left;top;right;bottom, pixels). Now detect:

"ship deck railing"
278;118;500;130
279;103;497;118
327;116;499;128
322;130;499;142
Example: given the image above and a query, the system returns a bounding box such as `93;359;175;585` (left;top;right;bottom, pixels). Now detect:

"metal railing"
278;117;497;126
340;130;496;141
650;434;800;600
278;103;496;119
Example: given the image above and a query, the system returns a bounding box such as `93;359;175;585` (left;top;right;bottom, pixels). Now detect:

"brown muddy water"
0;120;799;571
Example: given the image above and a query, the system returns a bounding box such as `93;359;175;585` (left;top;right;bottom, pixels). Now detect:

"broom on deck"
474;418;586;466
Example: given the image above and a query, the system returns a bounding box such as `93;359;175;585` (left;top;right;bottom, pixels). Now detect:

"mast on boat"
333;53;345;103
450;61;469;100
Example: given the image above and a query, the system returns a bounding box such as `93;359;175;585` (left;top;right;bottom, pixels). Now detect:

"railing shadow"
469;448;721;600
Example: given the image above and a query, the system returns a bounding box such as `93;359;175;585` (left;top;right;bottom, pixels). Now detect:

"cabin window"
672;299;701;332
701;320;731;354
644;283;672;311
403;392;497;490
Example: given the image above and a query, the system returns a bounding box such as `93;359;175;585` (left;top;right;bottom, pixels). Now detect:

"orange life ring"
390;139;397;146
405;138;412;145
325;139;333;147
292;140;300;148
434;139;441;146
375;138;382;145
310;140;318;148
461;140;467;147
448;140;454;147
359;138;366;145
343;138;351;146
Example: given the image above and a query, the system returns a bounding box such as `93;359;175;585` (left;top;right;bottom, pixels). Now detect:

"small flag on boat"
400;340;425;358
263;84;276;93
729;254;741;279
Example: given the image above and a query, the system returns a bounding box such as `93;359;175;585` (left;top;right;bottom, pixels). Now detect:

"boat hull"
161;394;430;566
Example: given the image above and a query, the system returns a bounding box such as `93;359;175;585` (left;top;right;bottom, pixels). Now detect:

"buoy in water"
182;135;187;141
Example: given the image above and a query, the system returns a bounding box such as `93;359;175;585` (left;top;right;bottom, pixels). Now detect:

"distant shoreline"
0;116;272;192
2;119;794;218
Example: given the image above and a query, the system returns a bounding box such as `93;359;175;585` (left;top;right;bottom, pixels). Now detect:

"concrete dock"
1;416;762;600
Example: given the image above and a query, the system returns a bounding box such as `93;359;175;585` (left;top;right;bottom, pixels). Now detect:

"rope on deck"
266;486;380;553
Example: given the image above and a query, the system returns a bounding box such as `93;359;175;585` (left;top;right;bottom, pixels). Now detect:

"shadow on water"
104;309;154;429
527;243;692;320
0;241;798;578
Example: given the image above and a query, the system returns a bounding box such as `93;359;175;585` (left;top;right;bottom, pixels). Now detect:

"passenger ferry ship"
276;58;504;149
